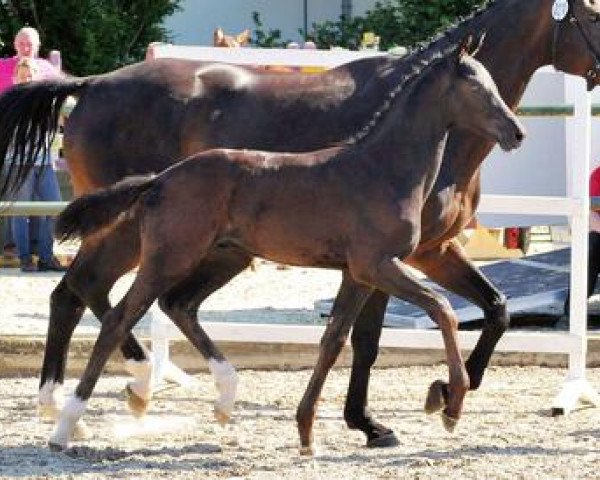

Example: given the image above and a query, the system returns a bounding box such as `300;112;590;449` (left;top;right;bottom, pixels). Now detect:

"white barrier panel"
149;46;599;413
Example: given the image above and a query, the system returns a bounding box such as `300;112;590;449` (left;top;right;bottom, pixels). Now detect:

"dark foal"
48;37;524;451
0;0;598;449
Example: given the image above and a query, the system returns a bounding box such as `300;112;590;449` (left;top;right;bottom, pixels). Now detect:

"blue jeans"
11;165;62;263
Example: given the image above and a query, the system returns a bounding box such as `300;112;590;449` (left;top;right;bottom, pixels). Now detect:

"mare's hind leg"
39;222;151;420
350;252;469;434
296;272;373;455
158;245;253;424
343;289;398;448
411;239;509;413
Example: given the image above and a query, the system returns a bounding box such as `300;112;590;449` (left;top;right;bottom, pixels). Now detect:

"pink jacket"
0;56;60;93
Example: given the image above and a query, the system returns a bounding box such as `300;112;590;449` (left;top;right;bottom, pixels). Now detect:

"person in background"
0;26;60;92
0;26;62;260
564;164;600;319
8;58;66;272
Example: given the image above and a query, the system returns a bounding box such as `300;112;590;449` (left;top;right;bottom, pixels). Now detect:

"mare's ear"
213;27;225;46
459;32;486;59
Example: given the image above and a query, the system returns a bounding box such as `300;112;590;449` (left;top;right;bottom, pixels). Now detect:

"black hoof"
366;430;399;448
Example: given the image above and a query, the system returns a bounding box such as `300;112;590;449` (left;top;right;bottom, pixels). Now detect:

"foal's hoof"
38;404;59;423
366;431;399;448
48;440;66;452
213;406;231;426
441;411;459;433
125;384;149;418
299;444;316;456
72;420;91;440
424;380;447;414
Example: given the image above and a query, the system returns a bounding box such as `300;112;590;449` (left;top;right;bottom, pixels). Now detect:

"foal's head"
446;35;525;151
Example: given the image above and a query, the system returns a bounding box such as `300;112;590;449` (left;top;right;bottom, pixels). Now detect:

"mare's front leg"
39;222;150;422
157;245;253;423
344;290;399;448
350;252;470;433
296;272;373;455
410;238;509;413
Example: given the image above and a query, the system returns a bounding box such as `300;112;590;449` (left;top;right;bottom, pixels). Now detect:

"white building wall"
163;0;377;46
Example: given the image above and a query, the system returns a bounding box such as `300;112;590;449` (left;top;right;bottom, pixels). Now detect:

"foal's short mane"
346;0;500;145
348;42;461;145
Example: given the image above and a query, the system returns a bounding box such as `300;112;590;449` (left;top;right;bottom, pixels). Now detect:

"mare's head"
445;35;525;151
552;0;600;90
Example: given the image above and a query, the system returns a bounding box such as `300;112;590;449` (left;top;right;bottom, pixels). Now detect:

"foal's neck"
352;64;451;181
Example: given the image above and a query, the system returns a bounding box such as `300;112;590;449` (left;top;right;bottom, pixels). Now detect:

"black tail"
55;175;156;241
0;77;89;199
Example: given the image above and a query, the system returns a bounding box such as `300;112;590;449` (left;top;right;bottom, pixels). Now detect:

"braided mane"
347;1;500;145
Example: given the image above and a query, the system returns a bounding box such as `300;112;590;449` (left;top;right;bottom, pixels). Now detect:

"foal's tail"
55;175;157;241
0;77;89;198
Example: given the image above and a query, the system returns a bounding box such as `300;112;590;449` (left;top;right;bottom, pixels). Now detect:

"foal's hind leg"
296;272;373;455
411;239;509;412
343;289;398;448
49;264;167;450
158;246;253;424
39;223;151;420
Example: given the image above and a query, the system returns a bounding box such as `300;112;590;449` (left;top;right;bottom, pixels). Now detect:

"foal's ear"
458;32;486;61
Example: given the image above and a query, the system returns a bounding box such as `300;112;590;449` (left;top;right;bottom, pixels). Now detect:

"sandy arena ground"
2;257;600;478
1;366;600;479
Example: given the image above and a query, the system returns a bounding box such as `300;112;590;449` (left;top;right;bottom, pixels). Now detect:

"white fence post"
552;76;600;413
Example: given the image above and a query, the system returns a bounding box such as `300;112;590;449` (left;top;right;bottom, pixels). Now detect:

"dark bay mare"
0;0;598;448
47;38;525;451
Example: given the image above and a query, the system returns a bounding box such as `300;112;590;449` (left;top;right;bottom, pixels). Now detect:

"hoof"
48;440;66;452
299;444;316;456
366;431;399;448
38;404;59;423
72;420;91;440
441;411;459;433
424;380;447;414
214;407;231;426
125;384;149;418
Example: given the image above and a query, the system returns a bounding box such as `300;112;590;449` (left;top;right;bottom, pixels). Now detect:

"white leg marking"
208;359;238;424
38;381;63;421
49;395;87;450
125;358;153;400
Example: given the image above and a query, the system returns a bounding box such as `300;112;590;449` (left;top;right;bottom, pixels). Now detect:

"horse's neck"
352;69;449;182
477;0;554;108
443;0;553;185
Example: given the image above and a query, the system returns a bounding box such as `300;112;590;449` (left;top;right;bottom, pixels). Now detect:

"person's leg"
34;166;62;266
12;170;35;269
564;231;600;315
587;231;600;297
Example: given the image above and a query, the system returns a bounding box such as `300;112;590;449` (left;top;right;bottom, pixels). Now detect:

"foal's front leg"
410;239;509;412
296;272;373;455
350;253;470;433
